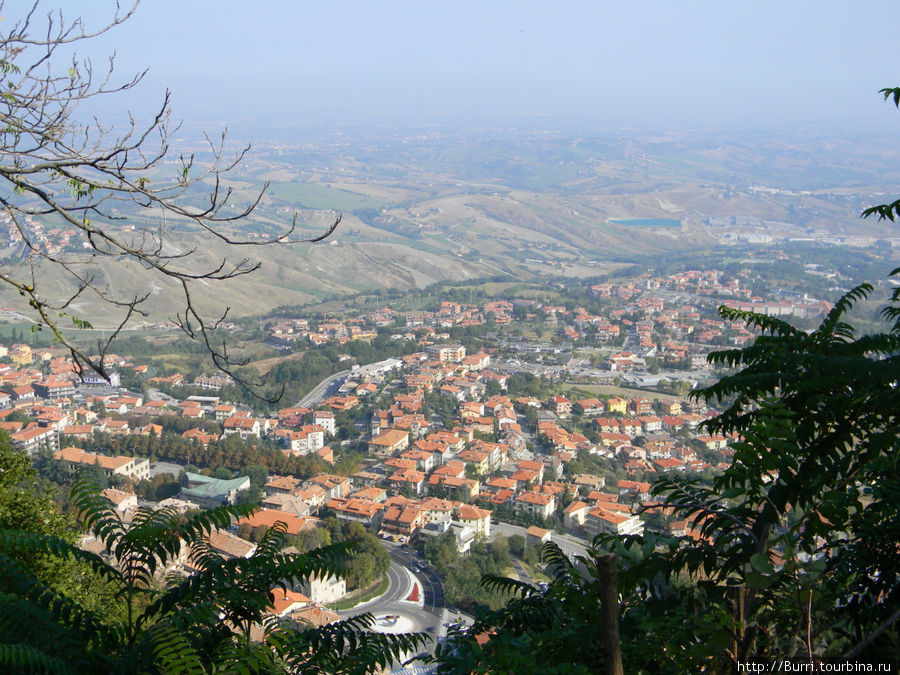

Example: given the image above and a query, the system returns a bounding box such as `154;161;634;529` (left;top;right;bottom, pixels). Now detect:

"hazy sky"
16;1;900;132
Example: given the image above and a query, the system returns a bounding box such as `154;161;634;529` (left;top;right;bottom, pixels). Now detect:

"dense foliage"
422;532;513;612
321;518;391;591
76;430;328;479
436;543;611;674
0;465;426;673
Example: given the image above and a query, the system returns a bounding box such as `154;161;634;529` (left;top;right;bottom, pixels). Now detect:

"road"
491;522;590;562
511;559;532;583
392;547;445;618
298;357;403;409
297;369;350;409
338;545;447;651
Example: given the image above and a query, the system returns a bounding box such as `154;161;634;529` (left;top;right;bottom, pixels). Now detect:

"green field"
267;183;392;211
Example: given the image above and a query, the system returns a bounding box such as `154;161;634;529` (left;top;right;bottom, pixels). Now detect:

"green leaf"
744;571;772;589
749;553;774;574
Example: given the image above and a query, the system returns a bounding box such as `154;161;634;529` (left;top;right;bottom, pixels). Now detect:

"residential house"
381;505;425;540
425;344;466;363
368;428;410;458
418;497;454;527
222;416;261;439
546;395;572;417
208;529;257;559
327;497;385;529
101;488;138;514
563;501;590;530
574;398;605;417
585;507;644;538
305;474;351;501
312;410;336;436
606;397;627;414
261;493;311;516
7;424;53;459
456;504;491;538
265;475;300;496
34;380;76;400
639;416;663;434
388;468;426;496
55;447;149;481
234;508;314;537
525;525;551;549
514;491;556;521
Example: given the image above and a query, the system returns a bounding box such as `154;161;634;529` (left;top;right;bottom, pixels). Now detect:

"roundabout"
371;613;417;633
337;544;447;645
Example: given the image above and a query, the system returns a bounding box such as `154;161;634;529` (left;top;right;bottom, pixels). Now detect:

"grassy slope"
7;129;896;325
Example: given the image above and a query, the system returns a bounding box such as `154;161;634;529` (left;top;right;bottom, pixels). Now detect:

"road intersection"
337;544;449;652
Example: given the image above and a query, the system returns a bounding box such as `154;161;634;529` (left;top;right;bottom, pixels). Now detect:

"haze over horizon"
55;1;900;137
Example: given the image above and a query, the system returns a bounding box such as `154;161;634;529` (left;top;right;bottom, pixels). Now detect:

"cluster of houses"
581;270;830;353
75;473;345;630
0;258;834;639
261;268;831;382
2;329;739;552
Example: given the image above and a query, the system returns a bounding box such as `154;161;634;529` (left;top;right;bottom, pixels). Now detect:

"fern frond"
480;574;539;597
0;643;75;674
270;612;427;673
717;305;800;337
253;519;289;558
879;86;900;108
815;283;874;339
140;542;351;631
862;200;900;221
187;536;222;572
176;502;258;542
0;529;121;586
541;541;581;585
209;637;276;675
150;624;208;675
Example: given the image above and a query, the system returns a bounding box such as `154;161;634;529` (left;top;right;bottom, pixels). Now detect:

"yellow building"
9;343;32;366
606;397;627;414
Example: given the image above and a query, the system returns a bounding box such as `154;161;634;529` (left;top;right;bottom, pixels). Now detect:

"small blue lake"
609;218;681;228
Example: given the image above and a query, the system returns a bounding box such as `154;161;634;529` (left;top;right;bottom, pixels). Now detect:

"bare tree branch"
0;1;338;398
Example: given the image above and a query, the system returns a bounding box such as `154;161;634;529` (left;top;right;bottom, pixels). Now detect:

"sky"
10;1;900;134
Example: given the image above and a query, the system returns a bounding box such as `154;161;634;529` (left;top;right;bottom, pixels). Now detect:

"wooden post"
596;553;624;675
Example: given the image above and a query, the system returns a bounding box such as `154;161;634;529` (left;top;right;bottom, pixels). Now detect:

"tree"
0;4;337;394
0;471;425;672
437;543;613;674
211;467;233;481
508;534;525;559
245;465;269;490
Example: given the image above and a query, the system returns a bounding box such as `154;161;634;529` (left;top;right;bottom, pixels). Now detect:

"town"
0;255;850;643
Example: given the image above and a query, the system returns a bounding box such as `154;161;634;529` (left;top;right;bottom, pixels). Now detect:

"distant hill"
2;127;897;326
